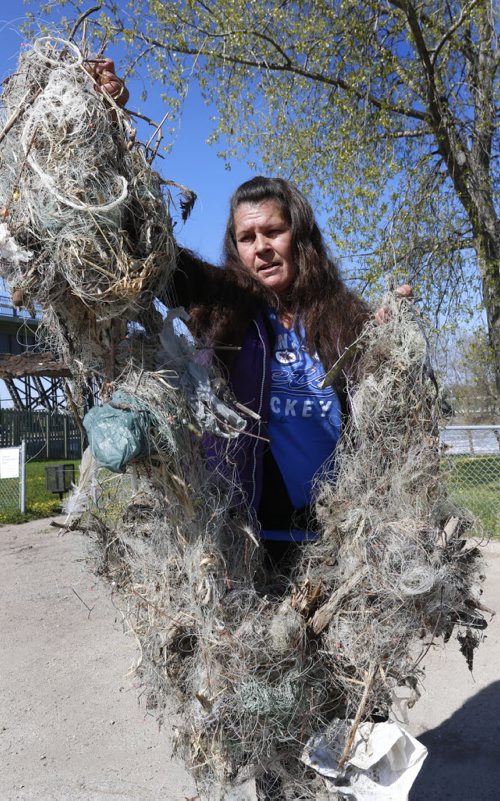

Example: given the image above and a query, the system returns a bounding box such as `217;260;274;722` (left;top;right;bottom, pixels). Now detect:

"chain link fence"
441;425;500;537
0;442;26;513
0;476;19;512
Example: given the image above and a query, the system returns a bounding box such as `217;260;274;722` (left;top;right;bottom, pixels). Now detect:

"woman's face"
233;200;295;296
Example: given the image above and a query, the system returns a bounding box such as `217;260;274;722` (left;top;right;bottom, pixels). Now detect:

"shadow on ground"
410;680;500;801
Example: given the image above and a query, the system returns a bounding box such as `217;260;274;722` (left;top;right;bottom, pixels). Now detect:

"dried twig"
69;5;102;42
337;663;376;771
0;88;42;146
71;587;95;618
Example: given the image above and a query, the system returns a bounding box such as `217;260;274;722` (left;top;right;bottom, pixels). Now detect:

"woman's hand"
374;284;414;324
394;283;413;300
87;58;129;107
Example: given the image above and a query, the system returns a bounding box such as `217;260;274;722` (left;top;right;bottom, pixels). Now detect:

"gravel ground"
1;518;499;801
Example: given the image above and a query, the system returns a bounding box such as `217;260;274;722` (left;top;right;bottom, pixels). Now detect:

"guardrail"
441;424;500;455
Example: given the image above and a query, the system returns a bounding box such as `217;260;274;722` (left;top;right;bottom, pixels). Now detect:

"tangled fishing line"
0;35;175;395
0;34;488;801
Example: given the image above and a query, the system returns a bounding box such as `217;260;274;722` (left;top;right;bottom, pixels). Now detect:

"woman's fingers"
86;58;129;107
99;72;130;106
374;284;414;323
395;283;413;299
94;58;116;75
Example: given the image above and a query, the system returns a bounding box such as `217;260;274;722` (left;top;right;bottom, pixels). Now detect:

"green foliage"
0;459;80;525
444;327;498;421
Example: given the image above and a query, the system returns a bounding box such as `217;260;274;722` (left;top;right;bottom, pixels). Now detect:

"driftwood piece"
319;336;364;389
290;579;322;615
0;351;71;379
0;88;42;146
311;567;368;634
465;597;496;617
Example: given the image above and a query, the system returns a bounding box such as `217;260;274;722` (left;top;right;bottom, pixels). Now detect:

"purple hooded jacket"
224;311;272;515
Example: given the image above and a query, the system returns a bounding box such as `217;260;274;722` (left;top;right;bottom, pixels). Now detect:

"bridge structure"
0;285;68;411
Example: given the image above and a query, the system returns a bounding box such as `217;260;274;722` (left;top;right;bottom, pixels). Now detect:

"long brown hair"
220;176;370;368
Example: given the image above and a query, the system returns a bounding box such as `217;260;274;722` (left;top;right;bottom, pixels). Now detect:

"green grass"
0;459;80;525
444;455;500;538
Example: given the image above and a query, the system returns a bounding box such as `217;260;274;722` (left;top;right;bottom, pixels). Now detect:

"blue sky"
0;0;255;263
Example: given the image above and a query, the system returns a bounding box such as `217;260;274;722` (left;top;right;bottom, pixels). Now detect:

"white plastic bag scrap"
158;308;247;438
0;222;33;266
301;719;427;801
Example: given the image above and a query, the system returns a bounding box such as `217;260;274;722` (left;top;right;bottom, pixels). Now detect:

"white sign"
0;447;20;479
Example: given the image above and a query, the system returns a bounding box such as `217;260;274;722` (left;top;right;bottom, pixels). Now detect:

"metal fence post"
63;415;68;459
467;429;475;455
13;411;20;447
19;440;26;513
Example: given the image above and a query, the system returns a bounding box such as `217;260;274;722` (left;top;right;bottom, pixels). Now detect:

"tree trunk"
476;225;500;404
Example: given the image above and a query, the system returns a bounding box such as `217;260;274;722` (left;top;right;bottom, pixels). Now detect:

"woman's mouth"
257;262;280;274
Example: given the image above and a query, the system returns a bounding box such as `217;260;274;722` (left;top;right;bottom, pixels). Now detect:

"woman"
168;176;371;557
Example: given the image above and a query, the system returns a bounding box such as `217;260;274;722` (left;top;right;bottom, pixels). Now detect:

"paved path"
408;541;500;801
1;519;499;800
0;519;196;801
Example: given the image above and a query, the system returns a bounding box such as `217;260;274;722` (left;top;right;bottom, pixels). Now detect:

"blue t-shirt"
261;313;342;541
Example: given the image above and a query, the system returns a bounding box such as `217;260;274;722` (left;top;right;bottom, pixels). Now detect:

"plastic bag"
83;394;150;473
302;719;427;800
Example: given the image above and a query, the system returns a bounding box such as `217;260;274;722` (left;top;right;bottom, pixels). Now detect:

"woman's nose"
255;233;271;254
